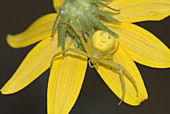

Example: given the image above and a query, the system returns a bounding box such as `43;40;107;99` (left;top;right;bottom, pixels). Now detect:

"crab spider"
52;23;138;105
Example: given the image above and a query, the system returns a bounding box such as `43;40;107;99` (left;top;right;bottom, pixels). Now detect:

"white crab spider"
52;23;138;105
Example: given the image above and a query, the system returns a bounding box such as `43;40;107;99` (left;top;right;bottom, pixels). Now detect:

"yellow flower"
1;0;170;114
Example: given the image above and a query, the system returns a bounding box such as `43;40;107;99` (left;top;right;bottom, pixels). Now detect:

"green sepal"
70;22;86;52
88;28;96;38
91;0;120;12
65;22;86;52
96;9;120;23
74;38;85;52
84;11;119;37
51;6;62;37
75;36;86;52
74;39;79;49
58;23;66;51
58;12;70;51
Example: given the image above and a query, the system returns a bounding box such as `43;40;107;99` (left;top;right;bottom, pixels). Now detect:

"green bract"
51;0;120;51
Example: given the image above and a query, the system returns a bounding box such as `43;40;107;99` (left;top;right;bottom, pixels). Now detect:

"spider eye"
92;30;116;52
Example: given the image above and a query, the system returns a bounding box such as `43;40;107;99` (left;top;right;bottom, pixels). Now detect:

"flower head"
1;0;170;114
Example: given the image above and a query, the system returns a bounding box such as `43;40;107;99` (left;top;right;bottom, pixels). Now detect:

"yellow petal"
106;22;170;68
47;44;87;114
97;45;148;106
7;13;57;48
102;0;170;23
53;0;65;12
1;35;71;94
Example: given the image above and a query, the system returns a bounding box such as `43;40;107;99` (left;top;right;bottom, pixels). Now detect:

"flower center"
52;0;120;51
61;0;97;33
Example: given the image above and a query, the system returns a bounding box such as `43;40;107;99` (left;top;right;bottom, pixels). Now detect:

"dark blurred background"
0;0;170;114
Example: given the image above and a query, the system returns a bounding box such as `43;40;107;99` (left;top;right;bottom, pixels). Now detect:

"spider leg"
88;59;98;69
62;22;91;54
102;56;114;62
98;59;138;105
104;42;120;57
102;42;119;61
117;66;125;105
51;48;91;67
83;32;93;50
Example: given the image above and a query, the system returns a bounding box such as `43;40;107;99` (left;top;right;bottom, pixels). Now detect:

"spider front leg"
62;22;92;54
117;64;126;105
98;59;138;105
101;42;119;61
51;48;91;67
103;42;120;59
88;59;99;69
113;63;126;105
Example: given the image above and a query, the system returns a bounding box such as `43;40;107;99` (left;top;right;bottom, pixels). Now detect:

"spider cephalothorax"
51;0;120;51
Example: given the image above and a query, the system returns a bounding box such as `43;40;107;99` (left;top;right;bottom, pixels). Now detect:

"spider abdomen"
92;30;116;52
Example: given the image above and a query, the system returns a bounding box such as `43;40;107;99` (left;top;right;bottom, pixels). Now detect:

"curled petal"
1;35;71;94
47;44;87;114
53;0;65;12
102;0;170;23
97;45;148;106
107;22;170;68
7;13;57;48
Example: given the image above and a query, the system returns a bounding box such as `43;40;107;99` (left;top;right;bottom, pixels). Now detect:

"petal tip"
130;93;148;106
0;87;8;95
0;86;18;95
6;34;17;48
0;86;10;95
